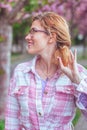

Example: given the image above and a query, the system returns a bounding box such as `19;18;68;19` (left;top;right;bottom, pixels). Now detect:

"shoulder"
77;63;87;71
14;59;33;73
77;63;87;75
15;62;31;71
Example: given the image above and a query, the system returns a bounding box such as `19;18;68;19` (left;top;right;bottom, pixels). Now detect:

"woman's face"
25;20;50;55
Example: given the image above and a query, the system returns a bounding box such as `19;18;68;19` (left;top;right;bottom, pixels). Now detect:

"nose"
25;34;31;41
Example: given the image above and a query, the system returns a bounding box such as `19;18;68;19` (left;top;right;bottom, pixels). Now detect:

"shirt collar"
23;55;38;73
23;55;63;78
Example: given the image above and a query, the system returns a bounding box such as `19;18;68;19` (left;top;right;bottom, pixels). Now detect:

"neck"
39;56;53;72
36;55;58;80
38;43;57;71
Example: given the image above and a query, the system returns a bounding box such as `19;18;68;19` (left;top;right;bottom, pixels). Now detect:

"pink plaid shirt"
5;56;87;130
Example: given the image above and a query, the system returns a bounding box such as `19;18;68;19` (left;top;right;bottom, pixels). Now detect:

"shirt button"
18;88;21;91
44;91;48;95
39;112;42;116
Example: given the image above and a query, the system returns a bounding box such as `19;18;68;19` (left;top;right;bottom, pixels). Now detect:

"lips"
27;42;33;47
28;44;32;47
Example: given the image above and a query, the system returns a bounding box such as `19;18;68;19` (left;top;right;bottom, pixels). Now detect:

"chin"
27;49;37;55
26;46;40;55
26;46;34;54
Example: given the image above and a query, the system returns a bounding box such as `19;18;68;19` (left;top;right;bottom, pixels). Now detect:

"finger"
70;50;74;62
74;49;77;62
58;57;72;77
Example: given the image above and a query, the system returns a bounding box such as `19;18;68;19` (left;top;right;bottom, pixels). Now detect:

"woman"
5;12;87;130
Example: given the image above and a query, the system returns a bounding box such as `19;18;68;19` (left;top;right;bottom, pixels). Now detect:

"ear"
48;33;57;44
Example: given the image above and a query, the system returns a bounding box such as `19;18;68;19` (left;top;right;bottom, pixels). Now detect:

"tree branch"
7;0;29;24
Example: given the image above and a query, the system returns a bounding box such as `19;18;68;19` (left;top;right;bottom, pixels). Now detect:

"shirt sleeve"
79;93;87;109
76;93;87;119
73;64;87;118
5;70;20;130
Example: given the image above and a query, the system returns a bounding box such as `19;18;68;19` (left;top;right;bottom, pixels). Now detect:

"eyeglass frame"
29;28;50;36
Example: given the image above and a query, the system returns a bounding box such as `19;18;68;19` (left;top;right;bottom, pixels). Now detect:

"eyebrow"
30;27;42;30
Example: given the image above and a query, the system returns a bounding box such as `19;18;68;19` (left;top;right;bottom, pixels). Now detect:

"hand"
58;49;81;84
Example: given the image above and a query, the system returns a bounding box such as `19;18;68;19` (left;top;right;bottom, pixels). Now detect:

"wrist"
74;76;82;84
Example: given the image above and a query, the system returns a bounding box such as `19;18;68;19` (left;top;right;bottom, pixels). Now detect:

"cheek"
33;34;50;50
34;36;41;44
35;34;49;42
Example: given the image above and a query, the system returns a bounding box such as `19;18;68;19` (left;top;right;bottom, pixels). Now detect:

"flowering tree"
64;0;87;56
0;0;29;119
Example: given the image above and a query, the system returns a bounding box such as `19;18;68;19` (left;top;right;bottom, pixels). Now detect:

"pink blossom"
0;3;12;11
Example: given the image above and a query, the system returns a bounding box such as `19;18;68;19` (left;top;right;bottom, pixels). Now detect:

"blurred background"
0;0;87;129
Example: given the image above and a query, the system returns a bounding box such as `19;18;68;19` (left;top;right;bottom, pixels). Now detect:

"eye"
33;29;38;32
33;28;39;32
30;28;38;34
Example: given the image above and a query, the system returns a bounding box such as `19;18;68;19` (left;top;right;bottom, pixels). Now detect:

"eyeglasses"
29;28;49;35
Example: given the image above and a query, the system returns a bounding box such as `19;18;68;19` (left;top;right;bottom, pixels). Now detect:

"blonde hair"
32;12;71;47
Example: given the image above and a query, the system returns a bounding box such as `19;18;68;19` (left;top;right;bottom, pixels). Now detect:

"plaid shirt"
5;56;87;130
